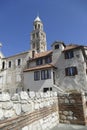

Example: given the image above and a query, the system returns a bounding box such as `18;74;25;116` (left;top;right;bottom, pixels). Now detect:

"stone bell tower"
30;16;47;53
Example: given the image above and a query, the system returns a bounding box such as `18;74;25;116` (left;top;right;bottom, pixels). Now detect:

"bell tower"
30;16;47;53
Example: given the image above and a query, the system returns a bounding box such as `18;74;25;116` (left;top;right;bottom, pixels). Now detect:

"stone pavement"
51;124;87;130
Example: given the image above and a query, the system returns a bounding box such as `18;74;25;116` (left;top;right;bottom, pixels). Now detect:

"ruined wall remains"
58;92;87;125
0;91;59;130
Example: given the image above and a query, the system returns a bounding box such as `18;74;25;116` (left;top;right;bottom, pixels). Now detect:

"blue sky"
0;0;87;56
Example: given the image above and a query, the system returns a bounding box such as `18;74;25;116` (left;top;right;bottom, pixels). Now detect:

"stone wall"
0;91;59;130
58;92;87;125
0;91;87;130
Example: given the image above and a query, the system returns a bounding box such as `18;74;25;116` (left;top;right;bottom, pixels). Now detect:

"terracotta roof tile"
30;50;52;60
24;64;57;72
63;44;80;51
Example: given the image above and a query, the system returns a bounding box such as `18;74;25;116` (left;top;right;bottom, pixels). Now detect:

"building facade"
0;16;87;93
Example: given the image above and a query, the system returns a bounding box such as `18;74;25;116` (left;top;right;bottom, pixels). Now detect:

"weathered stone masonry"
0;91;87;130
0;91;59;130
58;92;87;125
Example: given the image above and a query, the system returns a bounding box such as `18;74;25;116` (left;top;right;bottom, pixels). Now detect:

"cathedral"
0;16;87;93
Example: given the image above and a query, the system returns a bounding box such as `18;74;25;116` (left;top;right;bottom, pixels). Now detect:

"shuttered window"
41;69;51;80
65;67;78;76
64;51;74;59
34;71;40;80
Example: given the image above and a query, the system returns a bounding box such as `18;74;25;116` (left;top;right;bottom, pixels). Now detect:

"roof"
24;64;57;72
63;44;82;52
3;51;29;59
30;50;53;61
34;16;41;22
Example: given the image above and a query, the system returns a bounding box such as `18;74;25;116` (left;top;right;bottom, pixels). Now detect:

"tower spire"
30;16;47;53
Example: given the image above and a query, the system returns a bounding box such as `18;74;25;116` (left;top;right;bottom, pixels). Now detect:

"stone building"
0;16;87;93
24;41;87;92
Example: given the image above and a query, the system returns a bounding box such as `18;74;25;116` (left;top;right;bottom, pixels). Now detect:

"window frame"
45;56;52;64
18;59;21;66
41;69;51;80
34;71;40;81
36;58;43;65
8;61;11;68
65;67;78;76
64;51;74;59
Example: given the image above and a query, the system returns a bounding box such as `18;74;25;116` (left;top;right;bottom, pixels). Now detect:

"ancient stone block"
11;93;20;101
0;93;10;101
60;115;66;120
0;109;3;120
65;99;69;104
22;103;32;112
13;103;21;115
63;111;68;115
20;91;29;100
4;110;15;118
29;91;35;99
2;101;13;110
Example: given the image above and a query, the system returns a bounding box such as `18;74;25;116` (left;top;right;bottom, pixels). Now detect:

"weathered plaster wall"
52;47;87;91
24;68;54;92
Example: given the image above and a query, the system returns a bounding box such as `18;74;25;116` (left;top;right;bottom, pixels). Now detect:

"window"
8;61;11;68
2;61;5;69
55;45;59;49
36;32;39;38
45;56;52;63
64;51;74;59
38;24;40;29
41;69;51;80
34;71;40;80
36;58;43;65
65;67;78;76
43;87;52;92
35;25;37;29
18;59;21;66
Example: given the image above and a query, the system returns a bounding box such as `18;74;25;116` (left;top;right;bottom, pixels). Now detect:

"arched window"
2;61;5;69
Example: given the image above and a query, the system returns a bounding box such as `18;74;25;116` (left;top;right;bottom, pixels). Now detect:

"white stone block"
53;92;57;97
22;126;28;130
34;103;39;110
2;101;13;110
22;103;32;113
69;111;73;116
40;92;44;98
65;99;69;104
0;109;3;120
4;110;15;118
20;91;29;100
0;93;10;101
13;103;21;115
35;92;40;98
11;94;20;101
39;102;43;108
29;91;35;99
